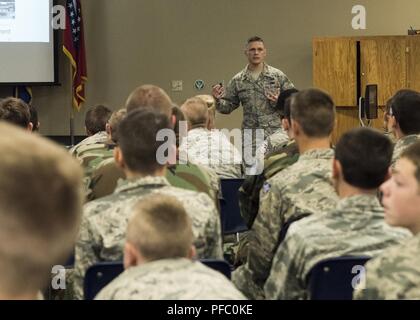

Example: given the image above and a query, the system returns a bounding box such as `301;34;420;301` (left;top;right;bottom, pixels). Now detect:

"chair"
200;259;232;279
219;179;248;236
307;256;371;300
83;259;233;300
84;261;124;300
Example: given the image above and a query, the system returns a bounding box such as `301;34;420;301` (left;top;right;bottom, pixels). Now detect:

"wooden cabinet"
313;36;420;143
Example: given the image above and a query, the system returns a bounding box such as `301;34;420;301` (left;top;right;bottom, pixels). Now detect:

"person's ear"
106;123;111;136
281;118;289;131
123;242;139;269
187;245;197;260
114;146;126;169
171;115;176;129
27;122;33;132
291;119;300;137
332;159;341;181
389;115;397;130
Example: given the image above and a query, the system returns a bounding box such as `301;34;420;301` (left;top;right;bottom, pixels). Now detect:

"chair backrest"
307;256;371;300
84;261;124;300
83;259;232;300
200;259;232;279
220;179;248;235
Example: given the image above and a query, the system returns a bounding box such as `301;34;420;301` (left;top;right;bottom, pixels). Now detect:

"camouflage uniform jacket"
179;127;242;179
354;232;420;300
264;194;410;300
391;134;420;167
260;128;289;158
73;176;223;299
232;148;339;299
96;258;246;300
69;131;109;158
216;63;294;136
239;140;299;229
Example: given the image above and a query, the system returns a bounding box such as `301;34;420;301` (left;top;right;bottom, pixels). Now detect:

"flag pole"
69;63;75;147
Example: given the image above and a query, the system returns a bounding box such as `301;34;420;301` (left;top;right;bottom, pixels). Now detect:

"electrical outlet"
172;80;183;92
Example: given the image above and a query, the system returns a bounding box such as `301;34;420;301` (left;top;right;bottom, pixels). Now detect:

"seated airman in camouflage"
232;88;339;299
73;107;223;299
179;97;242;179
387;89;420;166
265;128;410;300
87;104;221;206
0;97;33;131
69;104;112;158
83;108;127;200
354;141;420;300
96;194;245;300
0;122;83;300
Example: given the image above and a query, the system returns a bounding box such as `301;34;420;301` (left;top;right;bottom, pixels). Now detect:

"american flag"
63;0;87;111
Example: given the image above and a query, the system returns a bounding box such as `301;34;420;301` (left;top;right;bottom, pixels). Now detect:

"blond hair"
0;122;83;296
127;194;193;261
125;85;173;119
181;97;208;128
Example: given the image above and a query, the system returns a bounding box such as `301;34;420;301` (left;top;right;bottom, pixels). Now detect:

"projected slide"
0;0;49;42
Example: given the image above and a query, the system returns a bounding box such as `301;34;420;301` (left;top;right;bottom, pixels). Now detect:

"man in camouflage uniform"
265;128;410;300
232;89;339;299
86;105;220;205
240;89;300;227
69;104;112;158
80;109;127;199
96;194;245;300
354;142;420;300
386;90;420;166
179;97;242;179
212;36;294;170
73;106;222;299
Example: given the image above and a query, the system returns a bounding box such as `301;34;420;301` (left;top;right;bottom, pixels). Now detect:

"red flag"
63;0;87;111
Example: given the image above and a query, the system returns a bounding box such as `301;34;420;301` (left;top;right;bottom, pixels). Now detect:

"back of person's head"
195;95;216;129
0;97;31;129
181;97;208;129
0;122;83;298
28;104;40;132
172;105;186;148
85;104;112;136
290;88;335;138
126;194;194;263
116;108;171;174
107;108;127;143
389;89;420;135
335;128;392;189
276;88;299;118
125;85;173;119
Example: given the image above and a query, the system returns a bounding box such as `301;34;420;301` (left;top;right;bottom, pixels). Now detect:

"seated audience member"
87;105;220;206
232;88;339;299
96;194;245;300
83;108;127;200
239;89;299;229
0;122;83;299
0;97;32;131
70;104;112;157
73;108;222;299
179;97;242;178
387;89;420;166
195;94;217;130
354;141;420;300
265;128;409;300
